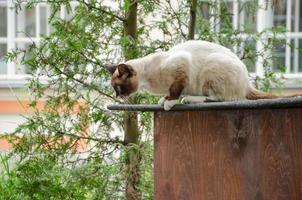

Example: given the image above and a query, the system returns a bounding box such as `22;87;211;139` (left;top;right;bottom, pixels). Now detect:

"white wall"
0;114;26;133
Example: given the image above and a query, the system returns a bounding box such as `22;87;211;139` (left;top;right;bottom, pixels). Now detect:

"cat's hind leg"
199;53;249;101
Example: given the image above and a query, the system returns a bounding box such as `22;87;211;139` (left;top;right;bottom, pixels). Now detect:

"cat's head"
106;63;138;98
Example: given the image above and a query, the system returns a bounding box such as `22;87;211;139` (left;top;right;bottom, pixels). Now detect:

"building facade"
0;0;302;150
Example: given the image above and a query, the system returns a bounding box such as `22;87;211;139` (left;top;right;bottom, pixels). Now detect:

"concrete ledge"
107;97;302;111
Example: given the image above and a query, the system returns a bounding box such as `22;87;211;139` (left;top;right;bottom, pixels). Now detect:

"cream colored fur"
125;40;252;110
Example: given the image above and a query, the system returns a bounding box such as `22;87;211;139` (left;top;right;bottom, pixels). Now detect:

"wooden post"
108;98;302;200
154;109;302;200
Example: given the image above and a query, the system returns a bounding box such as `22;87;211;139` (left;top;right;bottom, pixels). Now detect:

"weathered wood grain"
154;108;302;200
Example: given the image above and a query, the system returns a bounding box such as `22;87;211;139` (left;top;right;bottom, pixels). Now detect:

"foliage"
1;0;288;199
0;152;127;200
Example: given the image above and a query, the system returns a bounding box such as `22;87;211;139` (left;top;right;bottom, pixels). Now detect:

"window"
0;43;7;74
198;0;302;82
0;0;301;85
256;0;302;76
0;0;77;80
288;0;302;73
0;0;50;77
0;1;7;75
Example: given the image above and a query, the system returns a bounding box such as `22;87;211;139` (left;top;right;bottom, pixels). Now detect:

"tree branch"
77;0;126;22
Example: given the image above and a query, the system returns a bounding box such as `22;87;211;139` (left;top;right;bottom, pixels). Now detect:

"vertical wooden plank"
227;110;263;200
257;109;302;200
154;108;302;200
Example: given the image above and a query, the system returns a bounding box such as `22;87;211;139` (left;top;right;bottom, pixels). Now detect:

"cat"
106;40;300;110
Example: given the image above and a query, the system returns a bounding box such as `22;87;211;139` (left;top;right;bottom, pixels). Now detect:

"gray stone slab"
107;97;302;112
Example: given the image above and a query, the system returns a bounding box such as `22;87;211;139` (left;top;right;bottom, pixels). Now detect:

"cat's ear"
105;64;118;74
117;64;136;77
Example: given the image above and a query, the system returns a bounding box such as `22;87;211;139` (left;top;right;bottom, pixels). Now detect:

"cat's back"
169;40;236;59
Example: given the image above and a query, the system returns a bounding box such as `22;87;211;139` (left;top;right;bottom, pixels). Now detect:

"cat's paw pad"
158;97;166;105
164;100;178;111
181;96;206;104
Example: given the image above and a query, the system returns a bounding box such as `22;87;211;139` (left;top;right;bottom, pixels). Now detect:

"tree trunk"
123;111;140;200
124;0;138;60
188;0;197;40
123;1;141;200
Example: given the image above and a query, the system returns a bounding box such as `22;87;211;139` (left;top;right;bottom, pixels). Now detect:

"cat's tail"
246;86;302;100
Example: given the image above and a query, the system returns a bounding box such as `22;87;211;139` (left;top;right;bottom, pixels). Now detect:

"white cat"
107;40;297;110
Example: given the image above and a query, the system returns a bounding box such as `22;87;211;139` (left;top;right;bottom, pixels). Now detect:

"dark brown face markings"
117;64;136;77
110;64;138;97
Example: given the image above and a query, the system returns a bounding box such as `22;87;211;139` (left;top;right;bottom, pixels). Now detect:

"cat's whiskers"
121;96;131;104
121;96;138;111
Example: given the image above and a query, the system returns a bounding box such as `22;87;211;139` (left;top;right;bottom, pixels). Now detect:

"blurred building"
0;0;302;150
0;0;70;150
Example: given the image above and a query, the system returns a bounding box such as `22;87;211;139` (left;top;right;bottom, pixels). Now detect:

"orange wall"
0;100;87;151
0;139;11;151
0;100;45;114
0;100;42;151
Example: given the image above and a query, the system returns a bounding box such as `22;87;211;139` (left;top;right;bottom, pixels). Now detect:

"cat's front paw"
180;96;190;104
181;96;207;104
164;100;178;111
158;97;166;105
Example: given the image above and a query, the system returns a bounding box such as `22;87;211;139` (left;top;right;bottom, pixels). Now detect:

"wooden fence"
108;98;302;200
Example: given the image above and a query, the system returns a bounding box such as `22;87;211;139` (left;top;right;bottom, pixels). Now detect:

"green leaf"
124;0;130;12
120;36;130;46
